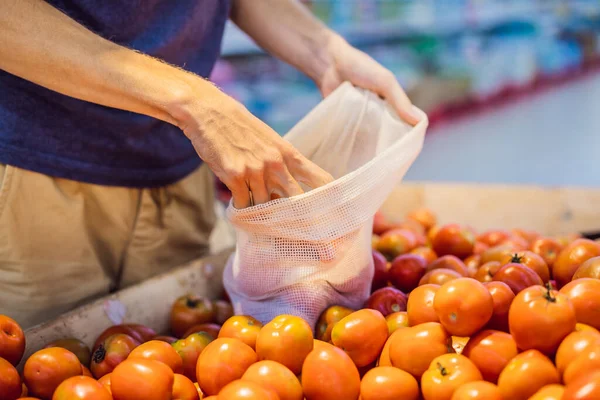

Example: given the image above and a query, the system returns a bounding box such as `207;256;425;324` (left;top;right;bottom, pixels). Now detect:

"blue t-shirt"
0;0;230;187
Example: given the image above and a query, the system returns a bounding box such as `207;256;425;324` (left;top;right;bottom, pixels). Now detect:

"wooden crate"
22;183;600;368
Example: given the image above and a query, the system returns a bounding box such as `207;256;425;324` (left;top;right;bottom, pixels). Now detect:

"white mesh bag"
223;82;428;328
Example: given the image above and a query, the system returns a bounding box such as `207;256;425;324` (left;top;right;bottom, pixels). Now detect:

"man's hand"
318;35;420;126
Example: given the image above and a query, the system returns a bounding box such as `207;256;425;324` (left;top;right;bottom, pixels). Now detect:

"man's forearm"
0;0;215;128
230;0;335;85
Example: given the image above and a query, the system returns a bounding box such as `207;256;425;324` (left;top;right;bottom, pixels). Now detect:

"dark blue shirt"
0;0;230;187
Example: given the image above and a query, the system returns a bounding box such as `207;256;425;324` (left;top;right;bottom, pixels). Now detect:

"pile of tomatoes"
2;208;600;400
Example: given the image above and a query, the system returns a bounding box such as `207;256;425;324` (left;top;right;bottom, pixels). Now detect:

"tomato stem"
544;282;556;303
186;297;201;308
510;253;523;264
92;344;106;363
437;362;448;376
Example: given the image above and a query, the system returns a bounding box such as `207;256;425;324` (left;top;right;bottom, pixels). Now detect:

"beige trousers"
0;164;216;329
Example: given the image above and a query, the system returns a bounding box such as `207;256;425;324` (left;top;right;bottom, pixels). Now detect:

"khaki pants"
0;164;216;329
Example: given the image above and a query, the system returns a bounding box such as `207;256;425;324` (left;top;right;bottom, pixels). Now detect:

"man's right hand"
174;87;334;208
0;0;333;208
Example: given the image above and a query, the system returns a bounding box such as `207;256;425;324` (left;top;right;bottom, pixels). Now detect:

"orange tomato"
461;330;518;383
242;360;302;400
170;295;215;338
172;332;213;380
0;315;25;366
501;251;550;283
219;316;263;349
511;229;540;245
385;311;409;336
432;224;475;259
377;329;401;367
426;255;469;277
483;281;514;332
555;330;600;377
528;384;565;400
314;306;354;342
421;354;483;400
90;333;140;379
492;263;544;294
389;322;453;379
52;376;112;400
508;285;576;355
553;239;600;288
576;323;600;334
410;246;438;264
530;237;563;268
182;323;221;340
111;358;174;400
128;340;183;374
377;229;418;259
44;338;91;367
563;345;600;385
407;207;437;231
172;374;199;400
497;350;560;400
98;374;111;394
196;338;257;396
464;255;481;277
256;315;313;375
23;347;82;399
472;261;501;283
330;309;388;367
477;230;512;248
217;380;279;400
0;356;22;400
451;336;469;354
450;381;502;400
360;366;419;400
480;245;514;265
93;324;152;349
560;278;600;330
562;370;600;400
433;278;494;336
420;268;462;286
301;341;360;400
573;256;600;280
407;284;440;326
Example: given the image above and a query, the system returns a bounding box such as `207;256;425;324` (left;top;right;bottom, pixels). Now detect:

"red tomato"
376;229;418;260
301;341;360;400
182;323;221;340
331;309;388;367
509;285;576;355
364;287;408;317
501;251;550;283
573;256;600;280
212;300;234;326
426;255;469;276
492;263;544;294
433;278;494;337
553;239;600;288
483;281;515;332
497;350;560;400
153;335;178;344
52;376;112;400
461;330;518;383
44;338;91;367
530;237;563;268
93;324;154;349
170;295;216;338
0;356;22;400
373;211;394;235
562;370;600;400
421;354;483;400
406;207;437;231
172;332;213;381
218;380;279;400
111;358;174;400
432;224;475;259
560;278;600;330
371;250;389;292
410;247;438;264
90;333;140;379
23;348;83;399
0;315;25;366
477;230;512;248
388;254;427;293
172;374;199;400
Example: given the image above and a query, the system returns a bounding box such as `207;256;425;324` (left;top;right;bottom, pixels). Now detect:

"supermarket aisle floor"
405;73;600;187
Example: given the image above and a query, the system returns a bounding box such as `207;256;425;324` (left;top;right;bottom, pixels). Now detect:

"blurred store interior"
213;0;600;187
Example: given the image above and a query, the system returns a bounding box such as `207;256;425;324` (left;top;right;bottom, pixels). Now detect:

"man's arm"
0;0;332;207
231;0;419;124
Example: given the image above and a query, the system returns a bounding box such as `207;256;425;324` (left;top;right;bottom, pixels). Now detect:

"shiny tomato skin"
528;384;565;400
432;224;475;259
509;285;576;355
473;261;501;283
51;376;112;400
93;324;147;350
111;358;174;400
492;263;544;294
90;333;140;379
172;374;199;400
450;381;503;400
376;229;418;260
562;369;600;399
182;323;221;340
360;366;419;400
419;268;462;286
0;315;25;366
407;284;440;326
421;353;483;400
461;330;518;383
483;281;515;332
463;255;481;277
553;239;600;288
555;330;600;377
172;332;213;381
0;356;22;400
426;255;469;276
98;373;111;394
433;278;494;337
170;295;215;338
385;312;409;336
217;379;279;400
388;254;427;293
501;251;550;283
128;340;183;374
563;344;600;385
314;306;353;343
301;341;360;400
497;350;560;400
530;237;563;268
560;278;600;330
410;246;438;264
44;339;91;367
364;287;408;317
242;360;303;400
23;348;83;400
573;256;600;280
331;309;388;367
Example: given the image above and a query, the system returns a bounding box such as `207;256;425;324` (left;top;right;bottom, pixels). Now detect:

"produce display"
2;208;600;399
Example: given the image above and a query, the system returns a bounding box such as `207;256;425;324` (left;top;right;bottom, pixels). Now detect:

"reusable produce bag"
223;82;428;328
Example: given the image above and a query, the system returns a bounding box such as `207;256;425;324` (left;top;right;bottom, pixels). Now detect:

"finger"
379;73;420;126
230;181;252;209
269;164;305;199
286;151;334;190
247;174;270;206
